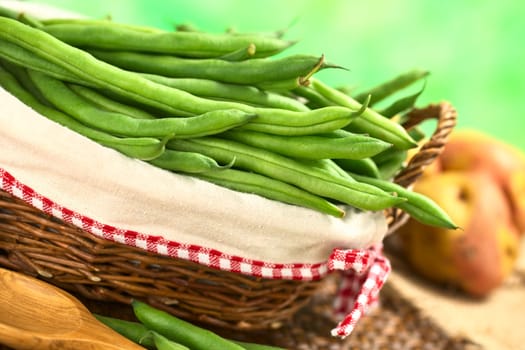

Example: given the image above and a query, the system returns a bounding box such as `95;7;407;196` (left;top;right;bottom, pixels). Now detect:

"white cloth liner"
0;0;388;265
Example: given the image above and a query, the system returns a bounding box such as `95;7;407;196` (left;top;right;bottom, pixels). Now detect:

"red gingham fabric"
0;167;390;338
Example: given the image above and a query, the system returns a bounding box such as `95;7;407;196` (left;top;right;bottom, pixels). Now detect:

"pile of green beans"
95;301;284;349
0;9;456;229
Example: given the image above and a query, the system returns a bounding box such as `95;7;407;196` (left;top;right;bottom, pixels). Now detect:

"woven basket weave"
0;102;456;332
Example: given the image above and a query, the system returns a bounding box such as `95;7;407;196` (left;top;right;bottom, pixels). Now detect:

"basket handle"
395;101;457;188
386;101;457;233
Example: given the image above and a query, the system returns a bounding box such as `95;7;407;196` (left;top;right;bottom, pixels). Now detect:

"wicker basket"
0;102;456;332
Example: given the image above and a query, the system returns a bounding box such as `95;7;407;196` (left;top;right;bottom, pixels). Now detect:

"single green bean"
298;159;356;182
354;69;429;105
94;314;156;350
221;129;392;160
0;19;356;135
195;168;345;217
218;43;256;61
293;85;337;109
149;149;232;173
152;332;190;350
141;74;309;112
132;300;245;350
350;173;458;229
41;18;164;33
88;50;340;85
310;78;417;149
28;69;255;138
0;62;166;160
379;80;426;118
0;5;43;28
254;77;304;92
43;21;295;58
168;137;406;211
335;158;381;178
242;105;366;136
68;84;156;119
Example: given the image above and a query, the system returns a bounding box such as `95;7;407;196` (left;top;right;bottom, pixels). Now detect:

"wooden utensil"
0;267;145;350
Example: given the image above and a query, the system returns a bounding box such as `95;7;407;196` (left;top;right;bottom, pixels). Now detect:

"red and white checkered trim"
0;167;390;338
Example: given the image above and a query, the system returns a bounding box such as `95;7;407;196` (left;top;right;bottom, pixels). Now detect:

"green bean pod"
195;168;345;217
88;50;340;85
310;78;417;149
152;332;190;350
28;69;256;138
243;105;366;136
293;85;337;109
168;137;406;211
68;84;156;119
148;150;232;173
350;173;458;229
221;129;392;160
379;80;426;118
141;74;309;112
43;21;295;58
354;68;429;105
94;315;156;350
218;43;257;61
132;300;245;350
0;62;166;160
334;158;381;178
0;5;43;28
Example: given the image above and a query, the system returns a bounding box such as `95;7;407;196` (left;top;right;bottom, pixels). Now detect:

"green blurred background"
24;0;525;151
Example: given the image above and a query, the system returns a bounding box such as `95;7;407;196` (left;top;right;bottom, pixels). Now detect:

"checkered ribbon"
329;245;391;337
0;167;390;338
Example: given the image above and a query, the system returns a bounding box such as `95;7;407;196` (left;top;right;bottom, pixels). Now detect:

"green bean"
132;300;245;350
141;74;309;112
298;159;355;182
293;85;337;109
195;168;345;217
310;78;417;149
221;129;392;160
94;314;156;350
0;5;43;28
334;158;381;178
87;50;340;85
149;150;233;173
350;173;458;229
242;105;366;136
254;77;305;92
168;137;406;211
152;332;190;350
43;21;295;58
218;43;256;61
354;69;429;105
0;19;355;135
379;80;426;118
68;84;156;119
41;18;163;33
0;62;166;160
28;69;255;138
